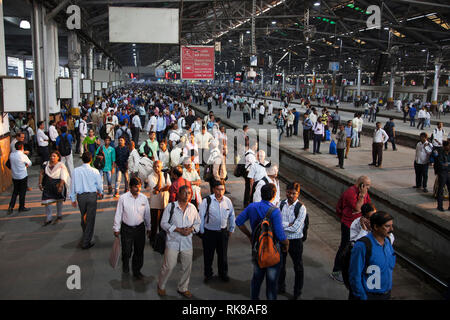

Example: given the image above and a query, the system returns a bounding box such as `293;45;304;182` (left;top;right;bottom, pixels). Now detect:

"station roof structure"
3;0;450;75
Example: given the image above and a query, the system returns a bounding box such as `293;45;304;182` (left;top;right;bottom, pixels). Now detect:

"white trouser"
45;201;63;222
61;153;74;176
80;135;86;154
158;248;193;292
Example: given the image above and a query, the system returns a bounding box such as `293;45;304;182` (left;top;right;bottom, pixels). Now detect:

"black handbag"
153;203;175;254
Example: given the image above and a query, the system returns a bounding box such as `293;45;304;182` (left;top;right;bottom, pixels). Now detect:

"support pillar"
87;45;94;103
260;70;264;91
312;69;316;97
431;63;442;113
282;69;285;92
332;71;336;97
68;32;81;112
356;66;361;106
387;66;395;109
296;76;299;92
32;1;59;125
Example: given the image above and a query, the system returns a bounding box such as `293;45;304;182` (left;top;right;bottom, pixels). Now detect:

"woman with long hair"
39;150;70;226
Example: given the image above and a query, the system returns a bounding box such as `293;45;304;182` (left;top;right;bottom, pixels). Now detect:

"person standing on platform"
293;108;300;136
244;142;258;208
331;176;371;282
199;180;235;283
344;120;353;159
436;141;450;212
349;211;395;300
331;110;341;134
79;114;88;155
70;151;103;249
312;118;325;155
369;122;389;168
409;104;417;127
278;182;307;300
48;120;58;152
39;150;70;226
235;183;289;300
7;142;32;214
258;103;265;125
96;136;116;195
302;113;313;151
226;99;233;119
383;118;397;151
251;99;257;120
114;137;130;197
336;123;346;169
352;113;363;148
157;186;200;299
414;132;432;193
113;177;150;279
37;121;50;163
131;110;142;146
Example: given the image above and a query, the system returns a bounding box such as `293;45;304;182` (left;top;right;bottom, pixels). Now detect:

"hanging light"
19;20;31;29
314;1;321;6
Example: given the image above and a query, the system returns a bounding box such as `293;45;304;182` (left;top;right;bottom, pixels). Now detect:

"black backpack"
341;236;372;290
279;200;309;241
153;203;176;254
93;146;105;170
251;176;270;201
59;134;72;157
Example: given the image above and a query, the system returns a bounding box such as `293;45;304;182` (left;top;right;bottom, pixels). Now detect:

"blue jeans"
277;126;284;141
99;170;112;186
250;258;283;300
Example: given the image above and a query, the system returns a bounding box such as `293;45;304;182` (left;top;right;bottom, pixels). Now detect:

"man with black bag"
278;182;308;300
199;180;235;283
56;126;74;176
113;177;150;279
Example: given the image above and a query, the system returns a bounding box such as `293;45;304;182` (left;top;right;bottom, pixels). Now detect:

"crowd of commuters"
6;83;445;301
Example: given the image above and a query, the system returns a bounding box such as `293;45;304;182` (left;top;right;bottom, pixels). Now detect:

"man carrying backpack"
278;182;308;300
115;121;132;146
235;183;289;300
348;211;395;300
199;180;235;283
56;126;74;176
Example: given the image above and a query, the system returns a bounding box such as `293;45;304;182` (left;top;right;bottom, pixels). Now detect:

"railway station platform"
190;99;450;284
0;146;442;300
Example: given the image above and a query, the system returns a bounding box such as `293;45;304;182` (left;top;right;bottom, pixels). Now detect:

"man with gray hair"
253;165;280;206
247;149;270;202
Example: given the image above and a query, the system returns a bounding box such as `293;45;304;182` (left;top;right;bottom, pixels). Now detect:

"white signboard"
0;77;27;112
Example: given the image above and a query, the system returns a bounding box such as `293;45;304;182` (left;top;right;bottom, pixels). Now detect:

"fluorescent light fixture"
314;2;320;6
246;30;250;34
272;21;277;24
19;20;31;29
229;39;232;42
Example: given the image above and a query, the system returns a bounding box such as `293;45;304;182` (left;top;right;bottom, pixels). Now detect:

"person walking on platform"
113;177;150;279
312;119;325;155
235;183;289;300
226;99;233;119
258;103;265;125
414;132;432;193
369;122;389;168
336;123;346;169
157;186;200;299
114;137;130;197
331;110;340;134
302;113;313;151
244;142;258;208
436;141;450;212
199;180;235;283
70;151;103;249
37;120;50;163
278;182;307;300
293;108;300;136
349;211;395;300
409;104;417;127
344;120;353;159
331;176;371;282
39;150;70;226
7;142;32;214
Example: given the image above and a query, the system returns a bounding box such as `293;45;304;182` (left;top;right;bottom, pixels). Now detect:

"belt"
122;222;144;229
205;227;228;232
77;192;96;196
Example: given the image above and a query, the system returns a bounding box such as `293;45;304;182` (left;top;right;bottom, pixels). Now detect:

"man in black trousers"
113;177;151;279
199;180;235;283
7;142;32;214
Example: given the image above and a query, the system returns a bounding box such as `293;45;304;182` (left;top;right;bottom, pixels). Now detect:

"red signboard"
181;46;215;80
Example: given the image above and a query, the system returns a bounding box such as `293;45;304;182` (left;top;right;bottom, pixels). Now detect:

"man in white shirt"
414;132;433;192
243;142;258;207
352;114;364;148
369;122;389;168
247;150;270;200
113;177;150;278
48;120;58;152
157;185;200;298
259;103;265;125
37;120;50;162
195;126;214;166
131;111;142;146
253;165;280;206
432;122;446;148
312;120;325;154
417;107;426;130
7;141;32;214
168;123;183;149
79;114;88;155
147;161;171;245
156;140;170;172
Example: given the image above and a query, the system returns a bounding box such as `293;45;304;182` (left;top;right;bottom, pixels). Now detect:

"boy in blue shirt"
349;211;395;300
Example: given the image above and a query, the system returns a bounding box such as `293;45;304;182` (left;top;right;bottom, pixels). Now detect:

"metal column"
387;66;395;109
282;69;285;92
87;45;94;103
357;66;361;102
68;32;81;110
431;63;442;113
0;0;9;136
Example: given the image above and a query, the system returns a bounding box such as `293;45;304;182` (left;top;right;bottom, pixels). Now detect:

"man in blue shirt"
293;108;301;136
235;183;289;300
199;180;235;283
70;151;104;249
56;126;74;175
348;211;395;300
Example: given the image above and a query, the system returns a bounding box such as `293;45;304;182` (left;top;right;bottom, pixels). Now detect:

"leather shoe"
43;220;52;226
7;208;13;215
133;272;145;280
177;290;193;299
220;275;230;282
157;286;166;296
18;207;31;212
437;207;445;212
204;275;213;284
81;242;95;249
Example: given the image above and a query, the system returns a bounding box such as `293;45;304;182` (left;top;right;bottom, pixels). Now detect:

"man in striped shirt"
278;182;307;300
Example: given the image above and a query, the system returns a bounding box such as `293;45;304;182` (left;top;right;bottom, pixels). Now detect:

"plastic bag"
329;140;337;155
